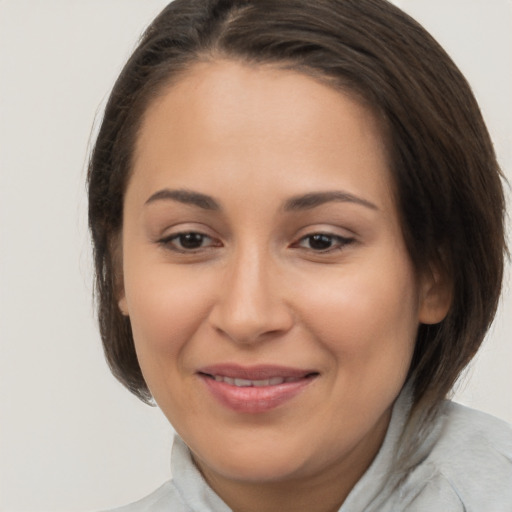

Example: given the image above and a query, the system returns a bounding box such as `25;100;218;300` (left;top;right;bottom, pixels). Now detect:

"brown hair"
88;0;506;424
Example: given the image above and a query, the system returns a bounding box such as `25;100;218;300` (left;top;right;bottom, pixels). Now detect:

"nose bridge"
210;240;292;343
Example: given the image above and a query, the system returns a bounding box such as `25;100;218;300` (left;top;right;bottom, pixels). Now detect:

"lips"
197;364;318;413
210;375;302;387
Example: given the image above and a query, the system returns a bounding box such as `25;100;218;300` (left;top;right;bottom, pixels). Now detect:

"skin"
118;60;449;512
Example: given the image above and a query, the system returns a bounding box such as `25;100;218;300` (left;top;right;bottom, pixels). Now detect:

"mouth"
197;364;319;413
202;374;310;387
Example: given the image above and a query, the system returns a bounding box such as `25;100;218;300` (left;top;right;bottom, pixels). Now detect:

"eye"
295;233;354;252
159;232;220;252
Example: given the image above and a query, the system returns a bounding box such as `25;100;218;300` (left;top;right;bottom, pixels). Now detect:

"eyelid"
153;221;217;241
157;228;223;253
291;230;356;254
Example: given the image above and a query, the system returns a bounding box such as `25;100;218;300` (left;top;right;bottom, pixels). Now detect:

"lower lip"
200;375;315;414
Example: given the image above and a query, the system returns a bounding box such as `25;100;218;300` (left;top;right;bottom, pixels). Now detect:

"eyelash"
158;232;219;253
293;233;355;253
158;231;354;254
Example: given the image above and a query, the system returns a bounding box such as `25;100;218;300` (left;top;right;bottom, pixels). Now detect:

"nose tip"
211;305;292;345
208;257;293;345
209;290;294;345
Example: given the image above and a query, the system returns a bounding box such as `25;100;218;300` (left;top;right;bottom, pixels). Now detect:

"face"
119;60;444;492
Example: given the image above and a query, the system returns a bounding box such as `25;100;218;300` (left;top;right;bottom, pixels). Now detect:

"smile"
197;365;318;413
208;375;303;387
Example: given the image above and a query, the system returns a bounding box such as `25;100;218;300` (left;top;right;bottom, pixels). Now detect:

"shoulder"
432;401;512;471
420;401;512;509
102;480;188;512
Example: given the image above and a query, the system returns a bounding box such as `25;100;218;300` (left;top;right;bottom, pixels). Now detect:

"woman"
88;0;511;510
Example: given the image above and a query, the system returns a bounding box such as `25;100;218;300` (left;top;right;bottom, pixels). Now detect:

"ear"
118;294;129;316
111;232;129;316
418;264;452;325
115;266;129;316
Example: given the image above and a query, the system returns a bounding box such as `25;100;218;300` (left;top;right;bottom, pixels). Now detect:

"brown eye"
160;232;218;252
177;233;207;249
296;233;354;252
308;234;335;250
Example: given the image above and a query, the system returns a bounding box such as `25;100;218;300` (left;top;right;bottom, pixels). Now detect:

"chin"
195;446;312;484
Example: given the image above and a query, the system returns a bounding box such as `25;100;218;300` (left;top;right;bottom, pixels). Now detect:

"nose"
208;246;294;345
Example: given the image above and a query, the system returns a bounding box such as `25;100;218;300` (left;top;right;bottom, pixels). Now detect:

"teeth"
234;378;253;387
211;375;301;387
253;379;273;387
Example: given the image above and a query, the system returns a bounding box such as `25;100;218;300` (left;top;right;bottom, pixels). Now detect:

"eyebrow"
145;188;221;210
144;188;377;212
283;191;378;211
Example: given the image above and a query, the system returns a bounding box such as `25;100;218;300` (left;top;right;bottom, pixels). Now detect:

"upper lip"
197;364;318;380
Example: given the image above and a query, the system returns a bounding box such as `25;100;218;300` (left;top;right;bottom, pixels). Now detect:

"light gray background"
0;1;510;510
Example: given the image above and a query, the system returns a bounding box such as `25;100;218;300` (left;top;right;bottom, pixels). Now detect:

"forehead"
130;59;394;213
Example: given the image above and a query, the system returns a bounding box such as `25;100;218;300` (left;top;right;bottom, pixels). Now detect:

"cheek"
123;262;214;369
295;255;420;371
124;266;219;421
